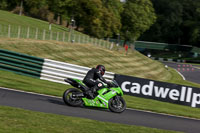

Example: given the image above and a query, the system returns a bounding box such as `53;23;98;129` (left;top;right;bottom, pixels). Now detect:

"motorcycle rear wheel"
63;88;83;107
108;96;126;113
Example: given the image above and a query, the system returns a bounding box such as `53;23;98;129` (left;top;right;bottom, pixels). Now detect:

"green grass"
1;38;200;88
1;37;200;121
0;10;68;32
0;10;111;47
0;9;199;132
0;70;69;96
0;38;172;82
1;38;200;120
1;69;200;119
0;106;181;133
125;95;200;119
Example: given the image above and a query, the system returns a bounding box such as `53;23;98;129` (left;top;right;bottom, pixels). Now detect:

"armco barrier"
114;74;200;108
0;49;44;78
40;59;114;84
0;49;114;84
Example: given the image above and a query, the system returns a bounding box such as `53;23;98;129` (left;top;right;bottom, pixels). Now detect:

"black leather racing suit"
83;68;108;92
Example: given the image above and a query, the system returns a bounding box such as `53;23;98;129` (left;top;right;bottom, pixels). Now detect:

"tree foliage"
23;0;48;19
121;0;156;43
67;0;103;37
1;0;200;47
140;0;200;47
0;0;155;41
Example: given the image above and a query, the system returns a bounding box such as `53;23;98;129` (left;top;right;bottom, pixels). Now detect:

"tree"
140;0;200;47
47;0;72;25
65;0;103;37
0;0;8;9
121;0;156;43
62;0;124;38
139;0;183;44
0;0;22;11
101;0;123;37
181;0;200;47
23;0;49;20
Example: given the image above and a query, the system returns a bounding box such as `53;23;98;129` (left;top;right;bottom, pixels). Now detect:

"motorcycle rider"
83;65;112;99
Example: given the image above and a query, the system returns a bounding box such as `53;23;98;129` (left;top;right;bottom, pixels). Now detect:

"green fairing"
83;87;123;108
70;78;124;108
110;87;123;96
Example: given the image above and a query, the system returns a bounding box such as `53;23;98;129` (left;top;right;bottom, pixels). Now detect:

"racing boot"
85;90;95;99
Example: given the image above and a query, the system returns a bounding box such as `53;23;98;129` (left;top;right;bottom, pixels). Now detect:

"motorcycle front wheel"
108;96;126;113
63;88;83;107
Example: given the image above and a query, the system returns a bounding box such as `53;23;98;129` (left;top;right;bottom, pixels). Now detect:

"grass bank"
0;10;109;46
0;38;171;81
1;70;200;119
0;106;181;133
1;38;200;88
0;10;68;32
1;38;200;120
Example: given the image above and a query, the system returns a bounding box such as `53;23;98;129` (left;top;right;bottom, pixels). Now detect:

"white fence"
0;24;115;50
40;59;115;84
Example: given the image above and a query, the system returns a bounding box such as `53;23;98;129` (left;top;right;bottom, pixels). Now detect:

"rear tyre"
63;88;83;107
108;96;126;113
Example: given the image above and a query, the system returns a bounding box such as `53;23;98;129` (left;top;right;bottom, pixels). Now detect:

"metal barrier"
40;59;114;84
0;49;115;84
0;49;44;78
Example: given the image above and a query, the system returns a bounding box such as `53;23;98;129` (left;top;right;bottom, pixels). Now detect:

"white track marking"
175;69;186;80
126;108;200;121
0;87;61;99
0;87;200;121
193;66;200;70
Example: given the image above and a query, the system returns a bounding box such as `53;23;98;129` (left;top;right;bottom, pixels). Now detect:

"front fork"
113;96;121;106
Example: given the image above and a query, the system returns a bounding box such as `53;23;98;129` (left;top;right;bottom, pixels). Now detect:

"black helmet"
96;65;105;76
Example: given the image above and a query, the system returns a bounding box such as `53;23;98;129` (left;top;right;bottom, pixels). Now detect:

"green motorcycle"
63;78;126;113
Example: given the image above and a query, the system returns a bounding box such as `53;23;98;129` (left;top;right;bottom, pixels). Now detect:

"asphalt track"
0;87;200;133
163;62;200;84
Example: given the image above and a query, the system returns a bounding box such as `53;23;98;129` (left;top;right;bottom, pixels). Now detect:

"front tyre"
63;88;83;107
109;96;126;113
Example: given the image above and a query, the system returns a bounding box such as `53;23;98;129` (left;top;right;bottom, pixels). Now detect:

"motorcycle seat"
64;78;90;91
